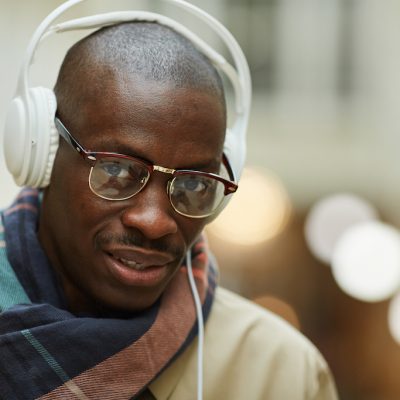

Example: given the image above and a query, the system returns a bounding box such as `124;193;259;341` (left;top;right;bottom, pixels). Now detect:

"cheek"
179;219;209;249
49;153;103;231
51;147;87;196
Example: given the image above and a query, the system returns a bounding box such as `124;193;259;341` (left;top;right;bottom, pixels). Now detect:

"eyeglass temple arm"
222;153;237;182
54;117;95;162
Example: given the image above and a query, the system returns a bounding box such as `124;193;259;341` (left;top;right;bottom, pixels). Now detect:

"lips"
114;257;146;271
102;247;174;287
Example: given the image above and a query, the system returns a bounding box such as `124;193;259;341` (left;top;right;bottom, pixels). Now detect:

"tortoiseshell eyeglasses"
55;117;238;218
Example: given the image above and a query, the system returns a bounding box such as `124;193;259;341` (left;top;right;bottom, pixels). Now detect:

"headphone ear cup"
4;87;58;188
4;94;30;186
41;110;59;188
30;88;59;188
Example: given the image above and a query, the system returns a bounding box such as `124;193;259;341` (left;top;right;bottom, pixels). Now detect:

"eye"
181;178;207;192
175;176;210;193
101;162;129;178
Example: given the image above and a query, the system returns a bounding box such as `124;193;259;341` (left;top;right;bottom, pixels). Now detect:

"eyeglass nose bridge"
152;165;176;200
151;166;176;195
153;165;176;175
143;166;179;215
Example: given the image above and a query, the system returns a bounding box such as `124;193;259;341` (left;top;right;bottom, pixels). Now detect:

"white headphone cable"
186;248;204;400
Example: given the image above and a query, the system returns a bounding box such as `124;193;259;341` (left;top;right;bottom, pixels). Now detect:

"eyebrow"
179;158;221;172
96;141;151;163
94;138;221;172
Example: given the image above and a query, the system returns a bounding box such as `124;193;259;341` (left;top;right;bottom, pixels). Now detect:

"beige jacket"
150;287;338;400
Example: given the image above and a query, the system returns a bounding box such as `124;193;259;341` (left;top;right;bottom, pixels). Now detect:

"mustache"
96;232;182;258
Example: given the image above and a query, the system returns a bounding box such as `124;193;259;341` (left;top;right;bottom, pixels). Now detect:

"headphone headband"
41;11;245;115
21;2;251;114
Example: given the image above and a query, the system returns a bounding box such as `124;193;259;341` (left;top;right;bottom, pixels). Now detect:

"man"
0;19;338;400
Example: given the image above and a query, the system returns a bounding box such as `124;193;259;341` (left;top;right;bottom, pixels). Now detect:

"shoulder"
151;287;338;400
205;287;337;399
208;287;328;372
210;286;316;353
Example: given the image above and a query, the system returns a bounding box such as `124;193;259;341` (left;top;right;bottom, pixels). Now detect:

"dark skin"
38;75;226;315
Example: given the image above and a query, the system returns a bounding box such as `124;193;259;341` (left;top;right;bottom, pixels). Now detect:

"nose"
120;179;178;240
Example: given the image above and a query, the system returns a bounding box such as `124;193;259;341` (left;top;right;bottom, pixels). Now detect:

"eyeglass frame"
54;116;238;218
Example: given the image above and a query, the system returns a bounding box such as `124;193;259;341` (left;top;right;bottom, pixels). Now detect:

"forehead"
66;76;226;168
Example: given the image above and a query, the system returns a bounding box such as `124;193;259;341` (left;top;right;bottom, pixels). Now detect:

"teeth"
116;257;146;271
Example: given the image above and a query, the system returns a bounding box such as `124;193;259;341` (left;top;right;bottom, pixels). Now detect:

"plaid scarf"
0;188;217;399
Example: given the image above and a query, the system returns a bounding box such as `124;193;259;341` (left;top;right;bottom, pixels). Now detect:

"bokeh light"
208;167;291;246
332;221;400;302
305;193;378;264
253;295;301;330
388;293;400;345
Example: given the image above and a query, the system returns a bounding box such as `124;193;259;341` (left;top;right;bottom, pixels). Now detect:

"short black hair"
54;22;226;116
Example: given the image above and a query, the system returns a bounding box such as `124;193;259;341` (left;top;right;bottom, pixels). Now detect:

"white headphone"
3;0;251;190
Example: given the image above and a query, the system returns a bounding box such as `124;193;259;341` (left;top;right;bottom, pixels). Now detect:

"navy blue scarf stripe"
3;192;66;307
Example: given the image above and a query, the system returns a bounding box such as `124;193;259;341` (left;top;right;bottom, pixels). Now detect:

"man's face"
39;77;226;313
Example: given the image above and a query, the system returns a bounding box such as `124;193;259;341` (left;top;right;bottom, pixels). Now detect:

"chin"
92;287;164;315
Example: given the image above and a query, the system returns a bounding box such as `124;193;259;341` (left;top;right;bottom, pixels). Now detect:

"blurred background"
1;1;400;399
